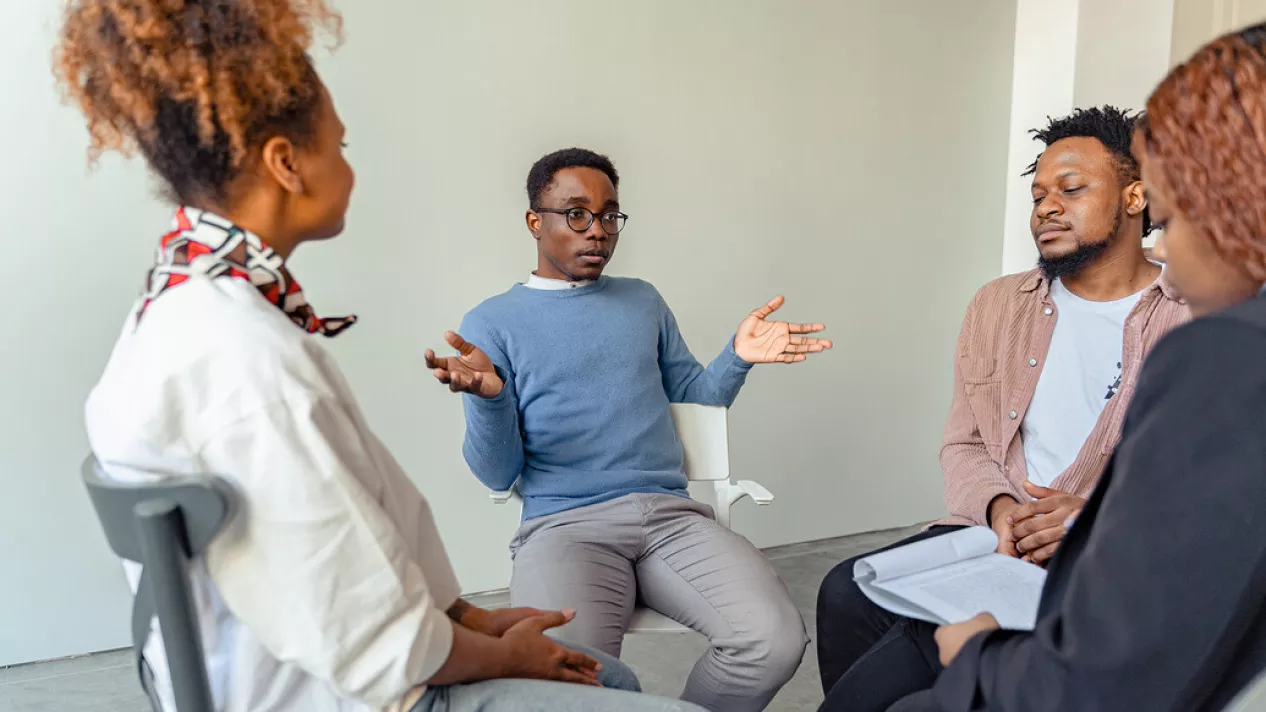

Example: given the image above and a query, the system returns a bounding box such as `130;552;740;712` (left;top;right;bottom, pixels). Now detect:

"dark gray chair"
81;456;236;712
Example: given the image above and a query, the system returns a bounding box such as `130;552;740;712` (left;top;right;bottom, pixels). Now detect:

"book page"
874;553;1047;630
853;526;998;583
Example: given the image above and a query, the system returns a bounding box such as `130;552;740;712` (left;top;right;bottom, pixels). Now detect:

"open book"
854;526;1047;630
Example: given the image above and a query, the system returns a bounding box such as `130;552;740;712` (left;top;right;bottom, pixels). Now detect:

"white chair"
490;403;775;634
1225;668;1266;712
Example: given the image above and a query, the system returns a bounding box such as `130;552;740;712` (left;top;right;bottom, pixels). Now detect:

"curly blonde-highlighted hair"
53;0;342;205
1136;22;1266;274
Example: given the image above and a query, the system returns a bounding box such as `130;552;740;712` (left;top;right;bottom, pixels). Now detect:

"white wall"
1172;0;1266;64
0;0;1018;665
1000;0;1177;275
0;4;173;666
1074;0;1176;109
1000;0;1081;275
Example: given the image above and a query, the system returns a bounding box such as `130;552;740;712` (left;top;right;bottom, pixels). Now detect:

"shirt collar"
525;273;595;290
1018;269;1045;294
1154;269;1182;301
1016;265;1183;303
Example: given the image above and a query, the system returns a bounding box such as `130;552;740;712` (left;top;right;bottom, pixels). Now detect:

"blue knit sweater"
459;276;752;519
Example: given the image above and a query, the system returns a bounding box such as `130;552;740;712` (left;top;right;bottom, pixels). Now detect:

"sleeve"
366;429;463;607
934;317;1266;712
456;311;524;491
940;291;1020;525
199;395;455;707
658;293;753;406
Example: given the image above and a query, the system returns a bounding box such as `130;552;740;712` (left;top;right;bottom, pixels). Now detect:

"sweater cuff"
462;367;514;409
726;337;756;371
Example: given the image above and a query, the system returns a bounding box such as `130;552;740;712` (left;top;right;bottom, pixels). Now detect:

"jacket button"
1029;358;1038;367
1008;410;1018;419
1044;307;1054;316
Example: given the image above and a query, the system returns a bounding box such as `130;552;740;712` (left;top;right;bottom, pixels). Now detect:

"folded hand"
1010;482;1085;565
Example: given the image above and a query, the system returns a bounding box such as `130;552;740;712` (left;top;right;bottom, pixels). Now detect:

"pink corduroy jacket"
936;268;1190;527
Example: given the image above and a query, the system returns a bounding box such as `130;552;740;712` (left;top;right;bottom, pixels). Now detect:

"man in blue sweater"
426;148;831;711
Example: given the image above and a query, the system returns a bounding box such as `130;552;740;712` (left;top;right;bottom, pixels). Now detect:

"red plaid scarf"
135;207;356;336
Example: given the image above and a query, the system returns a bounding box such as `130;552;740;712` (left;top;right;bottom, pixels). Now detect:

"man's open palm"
425;331;504;398
734;296;833;364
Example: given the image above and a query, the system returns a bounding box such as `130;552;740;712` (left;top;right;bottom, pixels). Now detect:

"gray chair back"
81;456;236;712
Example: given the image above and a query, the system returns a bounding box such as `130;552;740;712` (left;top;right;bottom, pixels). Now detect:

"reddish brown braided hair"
1136;22;1266;274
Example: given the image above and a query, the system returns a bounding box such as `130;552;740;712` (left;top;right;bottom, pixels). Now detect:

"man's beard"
1037;203;1123;281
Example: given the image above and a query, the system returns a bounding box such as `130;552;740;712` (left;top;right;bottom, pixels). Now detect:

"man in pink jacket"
813;107;1189;712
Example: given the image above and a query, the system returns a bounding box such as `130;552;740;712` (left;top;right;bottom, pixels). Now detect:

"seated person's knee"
818;554;869;615
736;600;809;685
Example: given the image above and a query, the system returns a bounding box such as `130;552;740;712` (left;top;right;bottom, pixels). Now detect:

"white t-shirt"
85;277;460;712
1021;279;1143;487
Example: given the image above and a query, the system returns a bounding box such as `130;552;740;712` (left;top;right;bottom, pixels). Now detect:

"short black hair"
526;148;619;208
1024;106;1154;236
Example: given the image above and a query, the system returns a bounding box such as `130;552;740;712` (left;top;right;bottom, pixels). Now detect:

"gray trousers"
509;494;808;712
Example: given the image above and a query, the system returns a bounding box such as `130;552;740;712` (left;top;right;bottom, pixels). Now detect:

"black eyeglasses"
535;207;629;234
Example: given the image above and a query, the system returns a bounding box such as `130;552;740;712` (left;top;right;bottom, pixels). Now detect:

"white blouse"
85;276;460;712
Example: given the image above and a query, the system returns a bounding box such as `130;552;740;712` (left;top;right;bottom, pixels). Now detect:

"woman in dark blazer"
889;22;1266;712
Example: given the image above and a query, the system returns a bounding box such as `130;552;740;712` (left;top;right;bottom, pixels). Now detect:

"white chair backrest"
668;404;729;482
1225;667;1266;712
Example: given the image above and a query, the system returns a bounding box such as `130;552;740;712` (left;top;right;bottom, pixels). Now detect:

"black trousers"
815;526;965;712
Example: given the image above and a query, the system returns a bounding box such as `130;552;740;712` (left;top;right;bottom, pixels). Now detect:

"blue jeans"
411;643;704;712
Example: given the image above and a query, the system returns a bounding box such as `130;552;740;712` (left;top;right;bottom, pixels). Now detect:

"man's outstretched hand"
734;296;833;364
426;331;504;399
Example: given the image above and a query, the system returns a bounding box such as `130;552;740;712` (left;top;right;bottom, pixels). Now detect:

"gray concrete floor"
0;525;920;712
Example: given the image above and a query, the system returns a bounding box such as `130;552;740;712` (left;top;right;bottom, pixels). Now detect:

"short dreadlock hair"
1024;106;1154;236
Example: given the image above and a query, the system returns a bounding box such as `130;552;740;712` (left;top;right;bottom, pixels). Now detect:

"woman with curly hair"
56;2;702;711
882;21;1266;712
